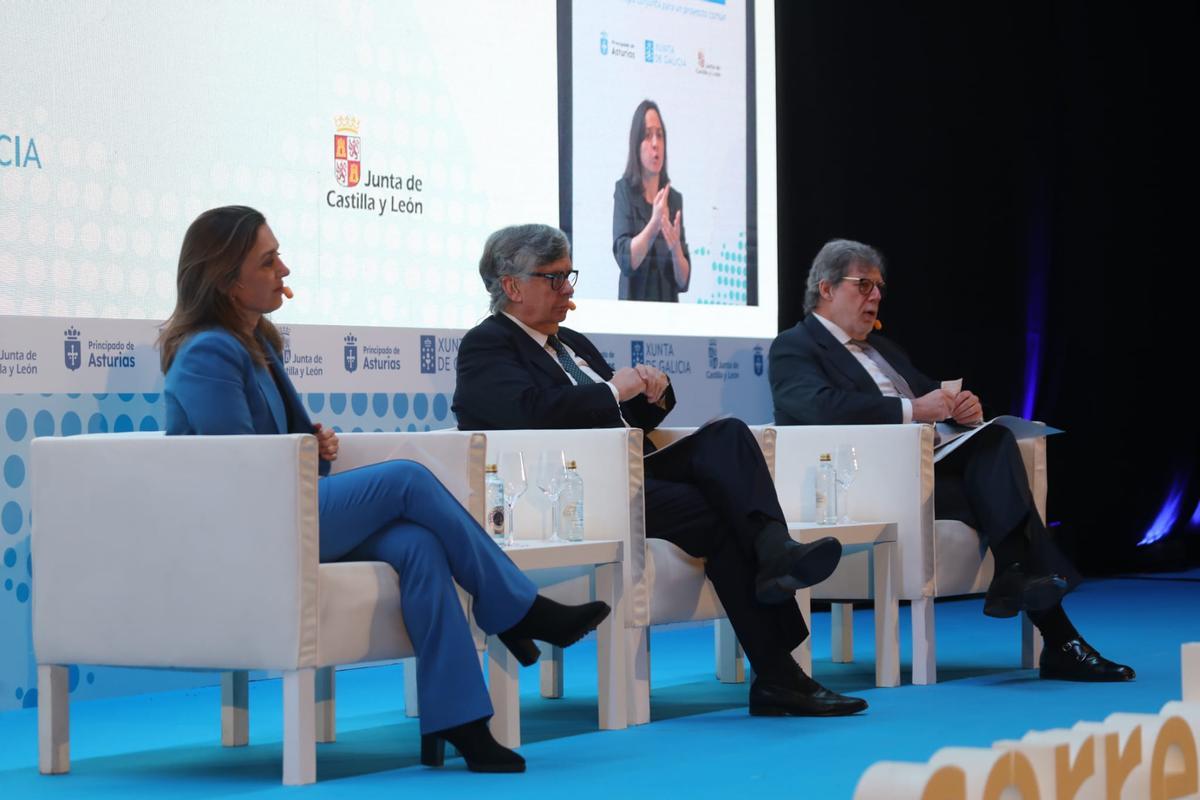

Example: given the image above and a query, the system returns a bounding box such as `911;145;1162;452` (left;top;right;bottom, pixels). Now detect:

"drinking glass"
497;451;526;546
835;444;859;523
535;449;567;543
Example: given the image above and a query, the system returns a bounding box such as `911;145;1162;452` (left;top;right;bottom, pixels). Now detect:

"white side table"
486;539;626;748
790;521;900;688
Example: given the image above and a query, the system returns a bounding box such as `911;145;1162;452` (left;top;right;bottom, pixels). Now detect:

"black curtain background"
775;2;1199;574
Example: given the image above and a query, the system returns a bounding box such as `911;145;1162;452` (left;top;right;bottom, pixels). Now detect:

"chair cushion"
812;520;993;601
931;520;993;596
645;538;725;625
316;562;415;666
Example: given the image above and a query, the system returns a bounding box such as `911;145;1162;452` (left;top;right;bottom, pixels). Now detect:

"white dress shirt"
812;312;913;424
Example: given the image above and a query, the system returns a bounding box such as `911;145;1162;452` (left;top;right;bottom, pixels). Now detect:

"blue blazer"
164;328;331;476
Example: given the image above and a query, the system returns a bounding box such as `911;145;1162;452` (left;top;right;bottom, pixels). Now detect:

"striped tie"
547;335;595;385
851;339;915;399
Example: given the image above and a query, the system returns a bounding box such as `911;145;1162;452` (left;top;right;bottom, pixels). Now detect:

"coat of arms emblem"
334;116;361;188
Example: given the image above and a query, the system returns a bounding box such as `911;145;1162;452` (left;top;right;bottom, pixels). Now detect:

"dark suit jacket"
612;178;689;302
768;314;937;425
164;328;331;475
453;313;675;436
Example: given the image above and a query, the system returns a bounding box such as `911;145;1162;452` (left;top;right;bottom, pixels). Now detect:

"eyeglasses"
530;270;579;291
840;276;886;297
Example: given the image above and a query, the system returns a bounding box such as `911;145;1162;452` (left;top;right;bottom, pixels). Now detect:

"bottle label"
561;501;584;541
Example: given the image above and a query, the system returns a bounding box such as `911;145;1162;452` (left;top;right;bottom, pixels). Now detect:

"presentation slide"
0;0;559;330
561;0;778;338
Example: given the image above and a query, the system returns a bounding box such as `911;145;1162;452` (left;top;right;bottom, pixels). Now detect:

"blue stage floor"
1;572;1197;799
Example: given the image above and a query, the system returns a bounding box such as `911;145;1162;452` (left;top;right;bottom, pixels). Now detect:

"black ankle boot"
420;717;525;773
498;595;611;667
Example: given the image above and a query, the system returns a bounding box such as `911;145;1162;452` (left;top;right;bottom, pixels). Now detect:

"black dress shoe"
983;562;1069;618
421;717;525;773
497;595;611;667
754;536;843;605
1039;638;1135;682
748;666;867;717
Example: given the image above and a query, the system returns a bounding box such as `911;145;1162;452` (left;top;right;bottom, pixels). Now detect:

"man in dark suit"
769;238;1133;682
454;223;866;716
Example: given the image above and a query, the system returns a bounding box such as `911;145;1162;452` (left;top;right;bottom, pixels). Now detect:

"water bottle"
485;464;505;541
560;460;585;542
815;453;837;525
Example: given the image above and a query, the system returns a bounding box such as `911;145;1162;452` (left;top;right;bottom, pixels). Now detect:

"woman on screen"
158;206;609;774
612;99;691;302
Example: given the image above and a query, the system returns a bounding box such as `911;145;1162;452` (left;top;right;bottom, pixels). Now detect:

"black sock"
1026;603;1080;648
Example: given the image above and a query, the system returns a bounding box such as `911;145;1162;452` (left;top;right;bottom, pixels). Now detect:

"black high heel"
419;717;525;773
497;595;612;667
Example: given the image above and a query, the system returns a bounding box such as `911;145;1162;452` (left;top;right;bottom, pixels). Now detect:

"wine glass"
535;449;567;543
497;451;526;546
834;445;859;523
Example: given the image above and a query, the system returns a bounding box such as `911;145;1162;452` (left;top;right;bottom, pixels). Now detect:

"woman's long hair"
157;205;282;372
621;99;670;189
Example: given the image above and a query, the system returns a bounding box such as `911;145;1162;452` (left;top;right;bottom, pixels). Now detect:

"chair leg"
487;634;521;748
221;670;249;746
627;626;651;726
911;597;937;685
38;664;69;775
282;668;316;786
792;586;813;677
402;657;419;718
540;645;563;698
315;666;336;743
714;618;745;683
831;602;854;663
1021;613;1043;669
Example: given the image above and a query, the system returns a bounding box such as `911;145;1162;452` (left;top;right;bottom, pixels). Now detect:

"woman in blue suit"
159;206;610;773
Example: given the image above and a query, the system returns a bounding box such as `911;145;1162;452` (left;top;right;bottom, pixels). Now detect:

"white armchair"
31;429;485;785
770;424;1046;685
479;428;651;723
480;425;782;726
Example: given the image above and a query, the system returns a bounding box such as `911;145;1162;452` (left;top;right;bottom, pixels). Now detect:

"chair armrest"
771;424;935;600
1015;426;1048;524
645;427;697;450
334;430;487;523
32;432;320;671
482;428;648;628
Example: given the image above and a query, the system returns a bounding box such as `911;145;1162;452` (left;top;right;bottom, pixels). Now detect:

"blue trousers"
318;459;537;734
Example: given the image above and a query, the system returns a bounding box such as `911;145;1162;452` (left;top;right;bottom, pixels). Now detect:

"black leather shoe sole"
1021;575;1069;611
983;574;1068;618
755;537;842;604
1039;664;1135;683
749;693;868;717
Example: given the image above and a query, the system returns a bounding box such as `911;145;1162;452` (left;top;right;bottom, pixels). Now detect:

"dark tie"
547;335;595;386
851;339;915;399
